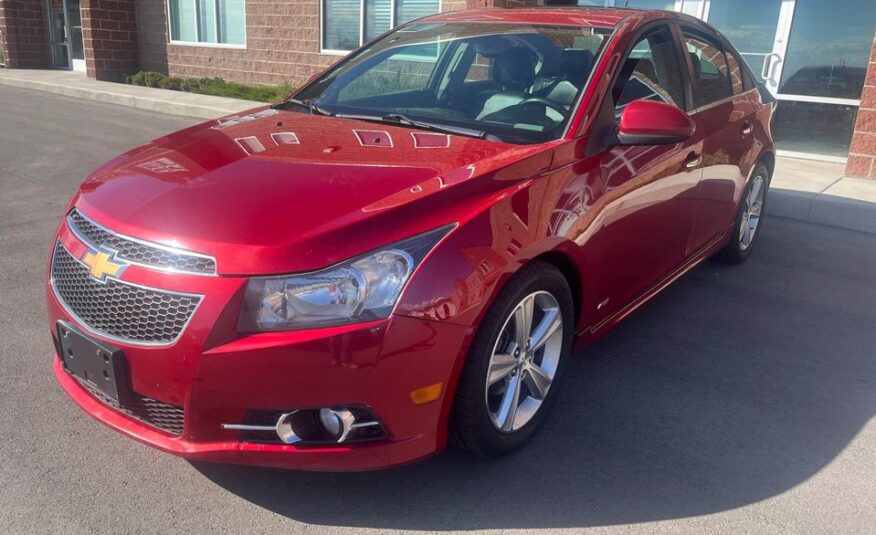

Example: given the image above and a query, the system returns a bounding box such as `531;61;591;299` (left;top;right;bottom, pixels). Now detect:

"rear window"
682;30;733;107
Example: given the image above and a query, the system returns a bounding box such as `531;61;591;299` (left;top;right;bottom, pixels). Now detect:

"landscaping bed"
125;71;293;103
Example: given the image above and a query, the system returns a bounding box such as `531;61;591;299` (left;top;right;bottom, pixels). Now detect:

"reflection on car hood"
72;108;552;275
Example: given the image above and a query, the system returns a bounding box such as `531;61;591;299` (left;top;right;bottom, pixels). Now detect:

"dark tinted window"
613;26;686;111
683;30;733;107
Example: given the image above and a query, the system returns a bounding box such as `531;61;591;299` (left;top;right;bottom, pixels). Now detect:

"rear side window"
683;30;733;107
613;26;686;112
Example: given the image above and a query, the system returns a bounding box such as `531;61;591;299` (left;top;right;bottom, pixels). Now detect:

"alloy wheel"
739;174;766;251
485;291;564;433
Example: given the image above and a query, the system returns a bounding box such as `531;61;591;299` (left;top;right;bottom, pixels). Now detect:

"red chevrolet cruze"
47;7;774;470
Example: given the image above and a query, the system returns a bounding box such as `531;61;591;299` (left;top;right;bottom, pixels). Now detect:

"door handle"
741;122;753;136
684;151;702;169
761;52;781;83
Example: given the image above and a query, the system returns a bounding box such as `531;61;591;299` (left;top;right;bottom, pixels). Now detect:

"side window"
613;27;686;112
683;30;733;107
464;53;493;83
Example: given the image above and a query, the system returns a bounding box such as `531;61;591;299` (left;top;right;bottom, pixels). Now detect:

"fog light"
318;408;355;442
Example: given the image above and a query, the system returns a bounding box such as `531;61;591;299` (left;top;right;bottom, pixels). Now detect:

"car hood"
72;107;553;275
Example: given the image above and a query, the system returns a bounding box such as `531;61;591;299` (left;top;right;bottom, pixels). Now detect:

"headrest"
491;47;537;91
559;49;595;85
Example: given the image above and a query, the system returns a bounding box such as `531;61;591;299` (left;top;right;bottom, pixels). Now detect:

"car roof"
418;7;676;29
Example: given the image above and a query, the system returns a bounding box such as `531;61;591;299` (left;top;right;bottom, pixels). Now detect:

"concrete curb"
0;70;261;120
768;188;876;235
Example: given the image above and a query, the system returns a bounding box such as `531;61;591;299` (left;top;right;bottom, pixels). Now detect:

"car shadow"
192;218;876;530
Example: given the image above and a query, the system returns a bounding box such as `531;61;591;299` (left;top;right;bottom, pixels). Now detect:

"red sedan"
47;7;774;471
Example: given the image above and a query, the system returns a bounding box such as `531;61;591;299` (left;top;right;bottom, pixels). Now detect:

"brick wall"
133;0;498;88
81;0;139;81
0;0;50;68
846;32;876;179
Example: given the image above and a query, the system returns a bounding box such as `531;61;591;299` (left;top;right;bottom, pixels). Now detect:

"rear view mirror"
617;100;695;145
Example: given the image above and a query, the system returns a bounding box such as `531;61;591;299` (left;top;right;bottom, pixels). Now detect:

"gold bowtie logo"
82;249;127;282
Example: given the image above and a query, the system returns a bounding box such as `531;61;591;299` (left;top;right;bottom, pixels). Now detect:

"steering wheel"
519;97;568;117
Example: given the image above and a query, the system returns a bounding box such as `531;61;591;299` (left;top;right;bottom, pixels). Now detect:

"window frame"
320;0;443;55
166;0;247;49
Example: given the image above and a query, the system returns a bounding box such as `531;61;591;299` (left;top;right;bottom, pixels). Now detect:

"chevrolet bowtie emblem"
81;248;127;282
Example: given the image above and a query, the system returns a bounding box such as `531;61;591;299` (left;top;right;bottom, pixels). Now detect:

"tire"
716;161;770;264
450;261;574;458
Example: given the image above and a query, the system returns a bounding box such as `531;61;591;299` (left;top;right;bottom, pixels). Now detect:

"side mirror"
616;99;695;145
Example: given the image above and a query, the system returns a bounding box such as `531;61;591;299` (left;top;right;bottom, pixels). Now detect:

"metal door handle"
684;152;702;169
761;53;781;82
741;123;753;136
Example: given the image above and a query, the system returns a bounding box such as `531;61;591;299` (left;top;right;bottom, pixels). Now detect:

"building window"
322;0;440;52
168;0;245;46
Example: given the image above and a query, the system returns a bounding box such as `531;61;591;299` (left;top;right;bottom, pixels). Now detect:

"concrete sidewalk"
0;68;260;119
771;158;876;235
1;68;874;234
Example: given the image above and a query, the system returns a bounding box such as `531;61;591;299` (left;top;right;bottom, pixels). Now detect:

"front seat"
529;49;595;109
475;47;537;120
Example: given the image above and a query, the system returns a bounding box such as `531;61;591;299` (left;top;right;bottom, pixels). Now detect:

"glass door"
67;0;85;72
705;0;876;160
47;0;70;69
45;0;85;71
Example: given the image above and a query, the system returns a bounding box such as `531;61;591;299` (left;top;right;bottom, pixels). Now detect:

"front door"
45;0;85;71
587;25;703;321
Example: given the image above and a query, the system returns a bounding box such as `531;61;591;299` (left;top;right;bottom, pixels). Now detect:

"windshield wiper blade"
381;113;489;139
335;112;490;140
272;98;332;116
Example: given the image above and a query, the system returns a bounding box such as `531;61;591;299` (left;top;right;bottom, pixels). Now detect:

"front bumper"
47;216;473;470
50;313;471;471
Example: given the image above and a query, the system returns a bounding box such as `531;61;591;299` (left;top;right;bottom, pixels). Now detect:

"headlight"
239;225;454;331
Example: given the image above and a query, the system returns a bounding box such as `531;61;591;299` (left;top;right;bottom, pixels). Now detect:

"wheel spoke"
523;363;552;400
739;215;750;246
496;374;522;431
749;178;764;217
513;296;534;348
488;353;517;386
529;307;561;351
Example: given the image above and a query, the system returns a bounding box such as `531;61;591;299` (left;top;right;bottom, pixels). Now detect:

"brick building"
1;0;875;177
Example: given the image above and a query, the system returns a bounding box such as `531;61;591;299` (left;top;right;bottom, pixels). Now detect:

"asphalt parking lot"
1;85;874;534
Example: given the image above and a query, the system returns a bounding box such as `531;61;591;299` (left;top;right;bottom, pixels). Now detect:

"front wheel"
716;162;770;264
450;261;574;458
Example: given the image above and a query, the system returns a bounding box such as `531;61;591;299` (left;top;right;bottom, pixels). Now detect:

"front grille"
67;210;216;275
51;243;201;345
76;377;185;435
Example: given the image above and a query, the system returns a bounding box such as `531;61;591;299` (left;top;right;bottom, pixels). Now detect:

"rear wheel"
716;162;769;264
450;261;574;458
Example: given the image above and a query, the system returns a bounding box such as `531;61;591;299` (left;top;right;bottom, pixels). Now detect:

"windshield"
292;22;612;144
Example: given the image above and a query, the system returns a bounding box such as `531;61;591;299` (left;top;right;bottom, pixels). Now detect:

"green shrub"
123;71;293;103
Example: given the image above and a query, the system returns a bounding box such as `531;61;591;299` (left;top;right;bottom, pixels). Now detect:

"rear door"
677;26;759;253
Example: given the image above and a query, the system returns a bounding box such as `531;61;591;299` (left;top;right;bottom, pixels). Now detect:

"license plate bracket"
57;321;132;406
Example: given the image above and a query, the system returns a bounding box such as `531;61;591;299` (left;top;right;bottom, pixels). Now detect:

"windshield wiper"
272;98;332;116
335;112;494;140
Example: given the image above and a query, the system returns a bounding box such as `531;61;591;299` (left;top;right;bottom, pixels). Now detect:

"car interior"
301;25;609;141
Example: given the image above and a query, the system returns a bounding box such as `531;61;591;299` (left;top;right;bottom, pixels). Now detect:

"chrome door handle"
761;52;781;83
684;152;702;169
741;123;753;136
